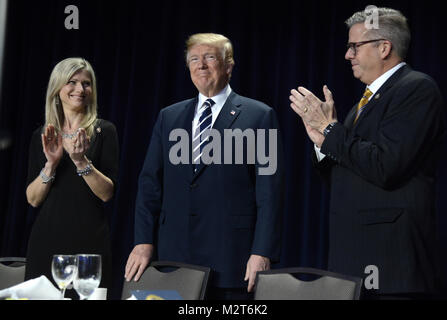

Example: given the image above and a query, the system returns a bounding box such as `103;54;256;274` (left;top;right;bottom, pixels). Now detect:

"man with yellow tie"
290;7;445;299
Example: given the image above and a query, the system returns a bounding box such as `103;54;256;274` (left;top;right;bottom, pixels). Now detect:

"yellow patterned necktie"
353;88;373;124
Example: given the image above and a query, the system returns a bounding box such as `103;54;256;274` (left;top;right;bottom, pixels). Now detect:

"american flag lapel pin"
374;93;381;100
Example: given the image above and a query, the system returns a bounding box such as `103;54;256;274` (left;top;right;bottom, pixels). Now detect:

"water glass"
73;254;102;300
51;254;77;299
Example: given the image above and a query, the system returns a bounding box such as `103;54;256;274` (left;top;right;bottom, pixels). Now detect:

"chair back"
0;257;27;290
254;267;362;300
121;261;211;300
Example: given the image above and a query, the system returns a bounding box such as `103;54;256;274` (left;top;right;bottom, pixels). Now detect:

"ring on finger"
303;107;308;113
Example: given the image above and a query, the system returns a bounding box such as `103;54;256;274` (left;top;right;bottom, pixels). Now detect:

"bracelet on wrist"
40;168;55;184
76;160;93;176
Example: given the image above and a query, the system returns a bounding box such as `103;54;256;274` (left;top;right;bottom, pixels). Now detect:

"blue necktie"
193;98;215;171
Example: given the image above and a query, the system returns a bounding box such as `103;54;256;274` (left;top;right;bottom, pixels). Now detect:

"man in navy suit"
125;33;283;299
290;7;445;299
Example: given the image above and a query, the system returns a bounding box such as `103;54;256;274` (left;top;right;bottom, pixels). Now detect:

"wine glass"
73;254;102;300
51;254;77;299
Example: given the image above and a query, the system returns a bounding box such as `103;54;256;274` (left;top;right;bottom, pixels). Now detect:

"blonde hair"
185;33;235;68
45;57;98;138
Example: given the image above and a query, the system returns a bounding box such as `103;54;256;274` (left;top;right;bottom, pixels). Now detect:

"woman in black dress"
25;58;119;297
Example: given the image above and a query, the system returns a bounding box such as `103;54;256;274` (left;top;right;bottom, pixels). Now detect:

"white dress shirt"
315;62;406;161
192;84;232;136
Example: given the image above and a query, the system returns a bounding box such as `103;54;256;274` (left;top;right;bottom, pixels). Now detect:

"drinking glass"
51;254;77;299
73;254;102;300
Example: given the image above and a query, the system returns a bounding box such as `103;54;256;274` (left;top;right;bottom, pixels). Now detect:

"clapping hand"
289;85;337;147
41;124;63;166
69;128;91;165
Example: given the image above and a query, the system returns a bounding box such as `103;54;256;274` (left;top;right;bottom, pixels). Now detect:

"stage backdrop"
0;0;446;299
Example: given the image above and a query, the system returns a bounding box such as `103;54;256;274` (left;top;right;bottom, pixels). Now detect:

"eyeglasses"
346;39;387;56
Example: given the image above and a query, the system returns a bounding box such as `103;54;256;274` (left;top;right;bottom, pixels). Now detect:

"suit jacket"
134;91;284;288
315;65;446;294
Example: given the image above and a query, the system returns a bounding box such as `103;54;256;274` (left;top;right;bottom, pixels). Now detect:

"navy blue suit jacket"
134;91;284;288
315;65;446;294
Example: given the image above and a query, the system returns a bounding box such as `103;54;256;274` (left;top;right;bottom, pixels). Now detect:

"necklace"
61;132;77;139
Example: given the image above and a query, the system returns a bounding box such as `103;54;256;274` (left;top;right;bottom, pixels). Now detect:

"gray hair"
345;7;411;60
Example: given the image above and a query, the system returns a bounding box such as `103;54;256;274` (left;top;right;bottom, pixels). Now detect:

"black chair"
0;257;27;290
254;267;362;300
121;261;211;300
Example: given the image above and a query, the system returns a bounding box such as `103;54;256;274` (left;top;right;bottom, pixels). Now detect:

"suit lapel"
352;65;411;128
172;98;197;182
344;105;357;129
192;91;242;181
211;91;241;133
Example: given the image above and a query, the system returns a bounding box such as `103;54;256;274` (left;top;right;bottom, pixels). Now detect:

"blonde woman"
25;58;119;296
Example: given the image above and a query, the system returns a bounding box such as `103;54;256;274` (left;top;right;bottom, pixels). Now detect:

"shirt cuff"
314;144;326;162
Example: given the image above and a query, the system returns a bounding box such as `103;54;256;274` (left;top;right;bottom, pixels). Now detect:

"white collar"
367;62;406;95
197;84;232;112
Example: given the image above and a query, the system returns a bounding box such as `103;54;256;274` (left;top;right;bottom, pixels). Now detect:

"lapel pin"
230;110;236;116
374;94;380;100
96;127;102;133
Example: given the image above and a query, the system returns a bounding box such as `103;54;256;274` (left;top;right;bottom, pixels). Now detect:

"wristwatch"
323;122;338;137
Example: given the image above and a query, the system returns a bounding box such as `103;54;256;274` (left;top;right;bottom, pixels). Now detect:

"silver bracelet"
76;160;93;176
40;168;55;184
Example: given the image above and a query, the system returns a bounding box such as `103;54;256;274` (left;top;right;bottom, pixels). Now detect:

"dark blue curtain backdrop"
0;0;446;299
